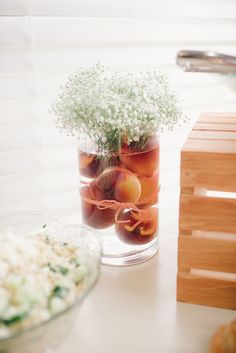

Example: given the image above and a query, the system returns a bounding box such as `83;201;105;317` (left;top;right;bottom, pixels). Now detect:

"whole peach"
119;137;159;177
90;167;141;204
115;207;158;245
138;171;159;206
80;186;115;229
79;150;121;179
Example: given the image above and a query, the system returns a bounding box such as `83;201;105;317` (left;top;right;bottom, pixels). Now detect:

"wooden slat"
199;112;236;121
178;235;236;273
198;113;236;124
178;229;192;236
181;150;236;191
177;272;236;310
178;235;191;271
194;123;236;132
198;118;236;124
182;138;236;154
189;130;236;141
180;186;194;195
180;195;236;233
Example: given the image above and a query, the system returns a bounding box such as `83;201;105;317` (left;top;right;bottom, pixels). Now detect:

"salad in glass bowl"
0;213;102;353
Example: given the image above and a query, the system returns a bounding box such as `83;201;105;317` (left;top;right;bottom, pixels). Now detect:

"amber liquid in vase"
79;137;159;264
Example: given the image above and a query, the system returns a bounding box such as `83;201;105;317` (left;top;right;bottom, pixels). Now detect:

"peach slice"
79;151;100;178
119;137;159;177
90;166;141;203
138;171;159;206
80;186;115;229
79;151;120;179
115;207;158;245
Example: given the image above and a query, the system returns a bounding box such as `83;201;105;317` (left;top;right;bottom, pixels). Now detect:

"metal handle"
176;50;236;74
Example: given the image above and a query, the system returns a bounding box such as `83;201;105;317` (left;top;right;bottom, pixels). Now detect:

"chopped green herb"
51;286;69;299
48;263;69;276
69;258;81;267
58;266;69;276
48;263;56;273
42;224;47;229
0;312;29;326
63;242;68;246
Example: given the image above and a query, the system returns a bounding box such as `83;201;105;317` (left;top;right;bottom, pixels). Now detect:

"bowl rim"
0;212;102;343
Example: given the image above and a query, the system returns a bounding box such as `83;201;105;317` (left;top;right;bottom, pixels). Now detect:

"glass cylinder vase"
78;133;160;266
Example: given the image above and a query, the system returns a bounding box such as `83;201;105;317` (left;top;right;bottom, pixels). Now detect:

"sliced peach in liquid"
115;207;158;245
79;151;120;179
138;171;159;206
79;151;100;178
119;138;159;177
80;186;115;229
90;166;141;203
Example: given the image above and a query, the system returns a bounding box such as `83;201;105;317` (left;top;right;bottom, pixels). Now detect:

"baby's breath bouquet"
52;64;183;157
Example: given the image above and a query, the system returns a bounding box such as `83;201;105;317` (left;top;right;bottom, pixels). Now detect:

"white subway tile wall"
0;0;236;224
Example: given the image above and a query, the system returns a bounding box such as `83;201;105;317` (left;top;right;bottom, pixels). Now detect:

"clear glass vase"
78;132;160;266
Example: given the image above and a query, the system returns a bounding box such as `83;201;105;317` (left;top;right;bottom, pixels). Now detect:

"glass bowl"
0;213;102;353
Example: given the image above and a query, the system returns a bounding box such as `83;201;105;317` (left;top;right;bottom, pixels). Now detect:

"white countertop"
58;231;235;353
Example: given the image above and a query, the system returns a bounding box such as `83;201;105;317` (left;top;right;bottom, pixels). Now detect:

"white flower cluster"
52;64;183;156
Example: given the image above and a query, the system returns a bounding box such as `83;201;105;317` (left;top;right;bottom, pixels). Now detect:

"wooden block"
178;235;236;273
178;112;236;310
177;272;236;309
181;150;236;191
194;123;236;132
180;195;236;234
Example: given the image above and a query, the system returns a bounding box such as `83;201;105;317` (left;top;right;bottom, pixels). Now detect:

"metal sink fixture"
176;50;236;74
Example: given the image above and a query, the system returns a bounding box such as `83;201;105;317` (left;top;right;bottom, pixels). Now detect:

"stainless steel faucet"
176;50;236;74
